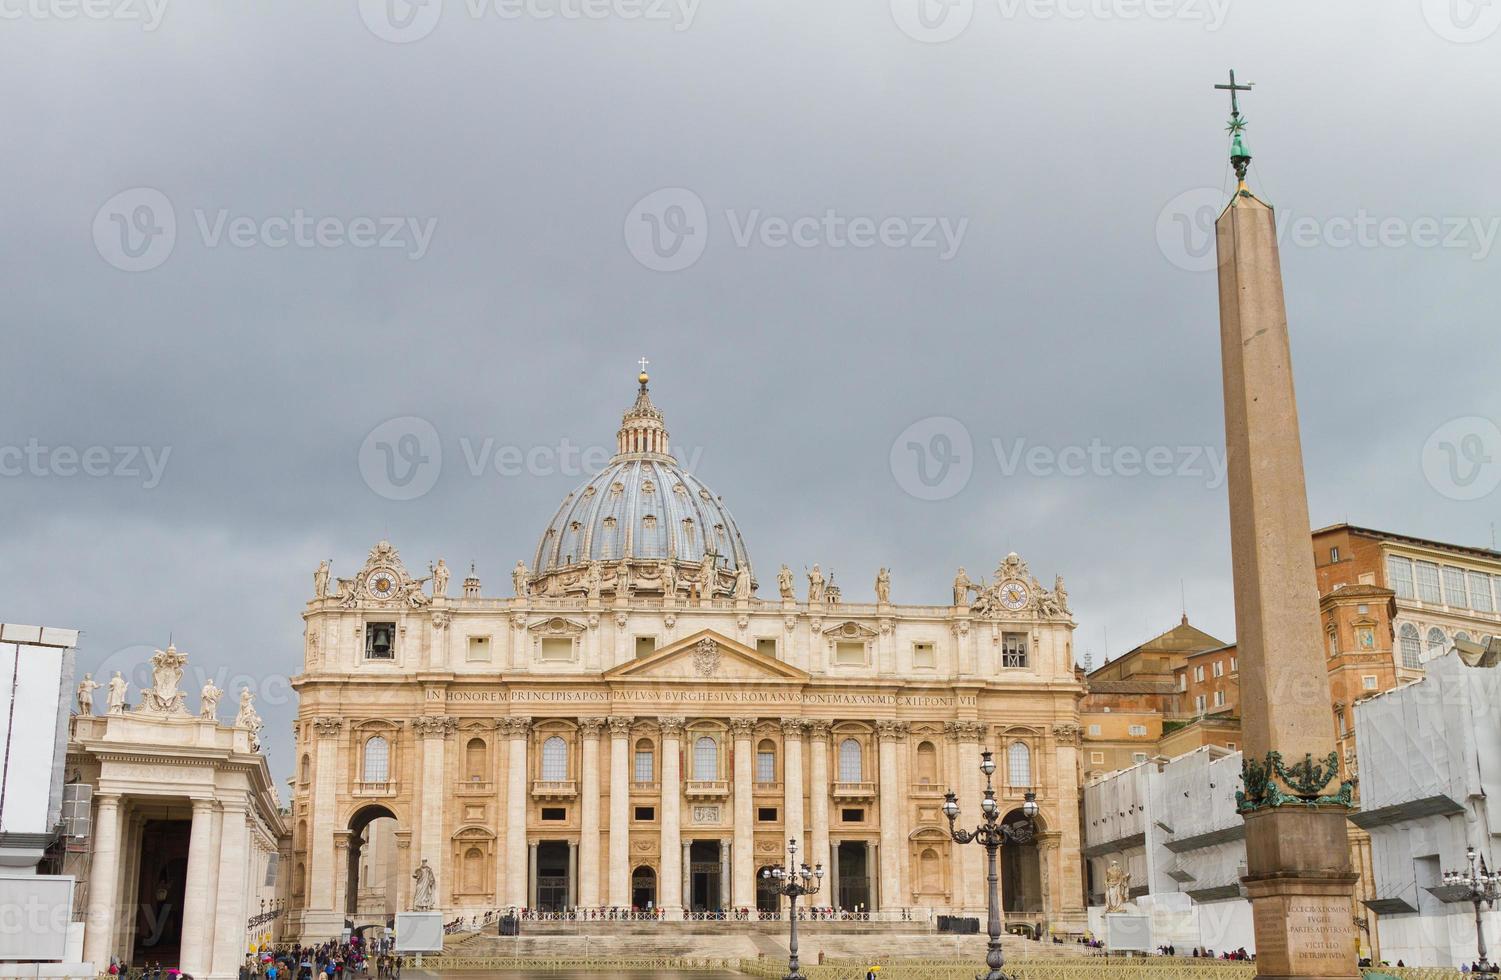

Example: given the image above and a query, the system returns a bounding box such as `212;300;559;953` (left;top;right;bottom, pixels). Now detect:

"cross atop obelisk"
1213;69;1255;187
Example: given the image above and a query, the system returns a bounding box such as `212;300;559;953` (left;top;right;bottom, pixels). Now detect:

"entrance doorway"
631;865;657;909
133;820;190;965
688;840;722;912
1001;811;1041;914
836;841;870;911
536;841;571;911
755;866;780;914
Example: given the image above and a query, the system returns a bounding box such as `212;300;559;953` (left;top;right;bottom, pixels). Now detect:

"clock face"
998;581;1029;611
367;569;399;599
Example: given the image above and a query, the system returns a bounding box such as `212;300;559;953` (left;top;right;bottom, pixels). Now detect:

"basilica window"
541;736;568;781
540;637;573;662
838;739;863;782
834;642;866;666
1469;572;1495;612
1327;628;1338;658
466;636;491;662
635;637;657;659
365;622;395;660
1007;742;1032;788
634;739;655;782
756;740;777;783
363;736;390;782
1415;561;1442;603
912;642;936;669
756;638;777;659
693;736;719;780
1444;566;1469;607
1426;627;1448;658
1362;676;1378;690
1398;624;1422;669
1001;633;1028;669
1387;556;1415;599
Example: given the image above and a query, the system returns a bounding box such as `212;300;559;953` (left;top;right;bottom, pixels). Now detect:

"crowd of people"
239;936;405;980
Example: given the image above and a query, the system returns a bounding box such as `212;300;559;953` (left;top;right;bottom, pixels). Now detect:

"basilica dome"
529;372;753;598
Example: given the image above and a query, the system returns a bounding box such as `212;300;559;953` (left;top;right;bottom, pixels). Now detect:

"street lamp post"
761;837;824;980
943;749;1040;980
1444;846;1501;974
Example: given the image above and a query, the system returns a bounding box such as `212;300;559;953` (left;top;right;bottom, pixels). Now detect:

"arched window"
1457;631;1473;644
300;754;311;783
915;741;938;786
634;739;655;783
693;736;718;780
838;738;862;782
363;736;389;782
541;736;568;781
1008;741;1032;788
465;738;487;781
1399;624;1422;669
756;739;777;784
1426;627;1448;658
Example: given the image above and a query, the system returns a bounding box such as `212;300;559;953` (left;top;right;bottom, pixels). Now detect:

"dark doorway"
631;865;656;909
836;841;870;911
1001;811;1042;914
756;866;780;913
536;841;571;911
347;804;399;919
133;819;190;965
688;840;722;912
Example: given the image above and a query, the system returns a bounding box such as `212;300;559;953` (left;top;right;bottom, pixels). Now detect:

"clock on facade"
998;580;1029;611
366;569;399;599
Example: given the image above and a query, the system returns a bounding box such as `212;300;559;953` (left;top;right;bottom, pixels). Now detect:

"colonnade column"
781;719;805;855
83;792;122;970
308;717;342;918
415;715;453;905
578;717;604;907
658;716;686;915
876;720;908;912
503;717;531;908
730;718;755;907
178;798;218;976
951;721;985;914
807;721;831;879
607;717;633;906
210;801;250;977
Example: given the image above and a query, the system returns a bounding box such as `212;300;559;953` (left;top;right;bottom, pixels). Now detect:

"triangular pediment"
604;629;808;683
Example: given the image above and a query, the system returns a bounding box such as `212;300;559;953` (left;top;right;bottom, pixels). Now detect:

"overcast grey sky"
4;0;1500;784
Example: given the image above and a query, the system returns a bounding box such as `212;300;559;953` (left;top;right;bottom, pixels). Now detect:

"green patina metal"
1236;750;1355;814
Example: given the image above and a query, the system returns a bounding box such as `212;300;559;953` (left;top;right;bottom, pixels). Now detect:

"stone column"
1049;723;1086;930
210;802;251;977
578;717;604;907
415;716;453;906
568;841;579;907
178;798;218;976
333;831;352;919
84;793;123;970
308;717;342;920
949;721;985;914
504;717;532;908
1217;173;1358;978
720;840;732;908
607;716;633;906
781;719;805;856
876;721;907;912
395;832;413;913
807;722;831;878
730;718;756;907
528;843;539;908
658;717;685;915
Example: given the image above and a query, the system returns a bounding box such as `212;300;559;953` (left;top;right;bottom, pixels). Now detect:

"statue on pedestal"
75;674;99;715
106;672;128;714
412;859;437;911
953;568;973;607
777;564;795;600
660;560;678;598
875;567;891;604
734;564;752;600
432;559;450;598
200;680;223;721
314;559;331;599
513;561;531;598
807;563;825;603
1104;861;1133;913
235;687;264;750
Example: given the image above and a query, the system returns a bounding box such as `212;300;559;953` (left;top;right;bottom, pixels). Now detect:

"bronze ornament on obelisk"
1212;72;1359;980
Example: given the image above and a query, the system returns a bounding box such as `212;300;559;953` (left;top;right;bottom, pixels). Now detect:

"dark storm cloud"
3;0;1499;781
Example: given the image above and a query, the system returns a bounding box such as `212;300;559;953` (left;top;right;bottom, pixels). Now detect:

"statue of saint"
777;564;795;600
106;672;128;714
314;559;331;598
615;562;632;600
432;559;450;598
697;553;717;601
807;563;825;603
734;564;752;600
412;859;437;911
1104;861;1132;913
953;568;973;607
200;680;223;721
661;560;678;597
584;561;603;600
1054;574;1070;613
512;561;530;598
76;674;100;716
235;688;264;749
875;567;891;604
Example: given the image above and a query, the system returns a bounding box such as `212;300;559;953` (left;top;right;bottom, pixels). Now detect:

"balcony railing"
684;779;730;799
752;780;783;795
456;779;494;795
910;781;943;796
832;781;878;801
630;780;660;793
531;779;578;800
353;780;396;796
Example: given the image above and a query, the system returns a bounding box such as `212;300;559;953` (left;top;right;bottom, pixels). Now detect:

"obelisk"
1212;72;1359;980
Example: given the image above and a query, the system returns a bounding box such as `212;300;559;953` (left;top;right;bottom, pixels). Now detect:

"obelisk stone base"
1242;809;1360;979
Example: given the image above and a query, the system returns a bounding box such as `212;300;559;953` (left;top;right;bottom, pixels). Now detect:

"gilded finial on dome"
637;356;650;388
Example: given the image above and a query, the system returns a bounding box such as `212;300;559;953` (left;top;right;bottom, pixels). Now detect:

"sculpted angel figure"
777;564;795;600
875;567;891;604
76;674;100;715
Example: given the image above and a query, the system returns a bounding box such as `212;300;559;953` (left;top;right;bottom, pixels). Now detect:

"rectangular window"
540;807;566;821
1214;690;1226;707
634;805;655;821
1226;742;1236;750
1001;633;1028;669
1330;546;1341;563
1387;556;1415;599
1128;724;1147;737
1470;571;1495;613
1230;657;1237;672
1443;566;1469;607
635;636;657;659
365;622;396;660
1415;561;1442;603
1087;724;1101;736
912;642;936;668
840;808;864;822
1363;675;1378;690
634;749;654;783
757;806;778;822
466;635;491;662
834;641;865;666
1132;752;1148;764
1090;751;1104;764
1194;665;1205;682
1178;673;1187;691
756;751;775;784
1194;695;1206;714
1212;661;1224;678
540;637;573;662
756;637;777;659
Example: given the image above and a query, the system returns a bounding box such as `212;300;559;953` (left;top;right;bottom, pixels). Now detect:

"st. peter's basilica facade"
288;372;1087;939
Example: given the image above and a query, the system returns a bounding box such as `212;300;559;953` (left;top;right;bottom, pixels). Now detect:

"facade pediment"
527;616;587;636
603;629;808;683
822;620;879;639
